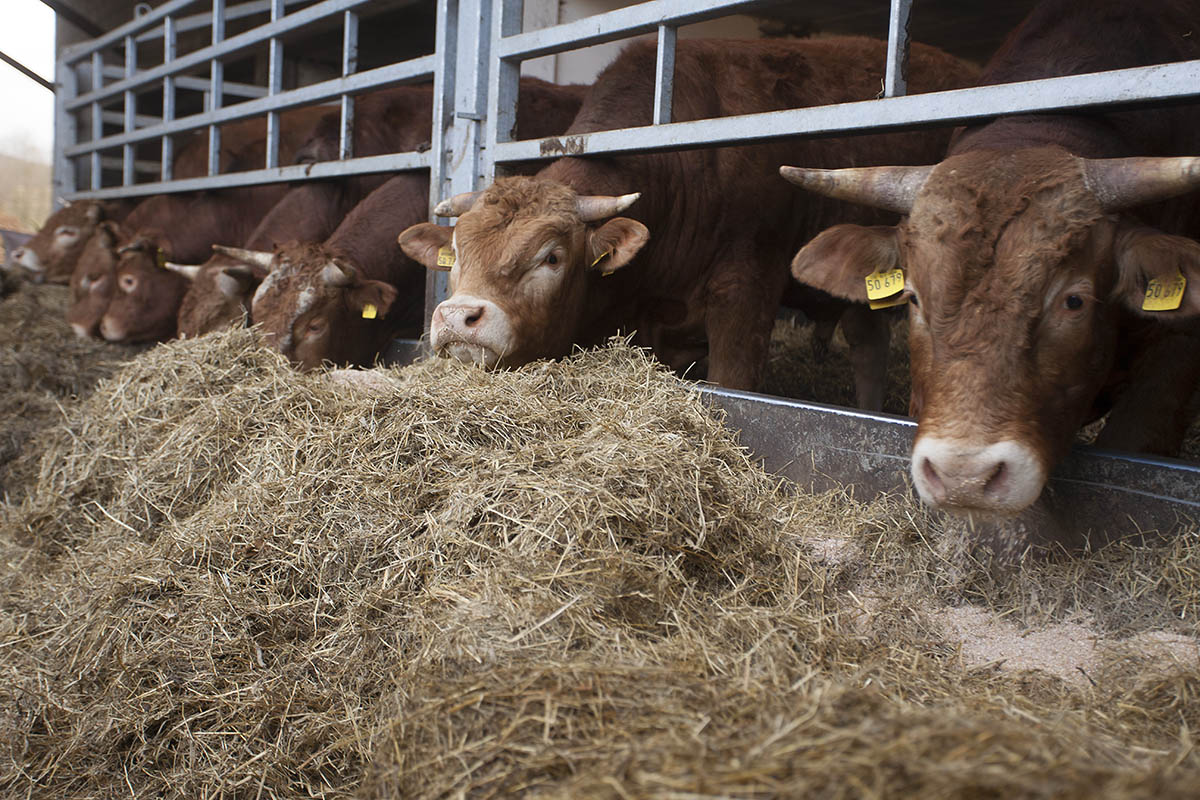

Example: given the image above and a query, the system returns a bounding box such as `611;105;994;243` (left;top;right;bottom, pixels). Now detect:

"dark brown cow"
179;79;586;342
398;37;975;394
94;107;331;343
783;0;1200;519
9;199;135;284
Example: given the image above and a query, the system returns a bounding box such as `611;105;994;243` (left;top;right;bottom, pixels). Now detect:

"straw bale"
0;323;1197;799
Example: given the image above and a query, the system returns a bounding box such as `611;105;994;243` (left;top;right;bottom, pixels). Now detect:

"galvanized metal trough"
386;338;1200;547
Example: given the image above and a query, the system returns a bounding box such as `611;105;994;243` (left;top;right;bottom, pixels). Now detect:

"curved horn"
322;261;354;287
212;244;277;271
1080;155;1200;212
433;190;484;217
117;237;152;255
163;262;201;280
779;164;933;215
215;266;258;298
575;192;641;222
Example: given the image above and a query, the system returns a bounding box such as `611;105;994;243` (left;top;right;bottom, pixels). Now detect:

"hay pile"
0;328;1198;799
0;279;141;497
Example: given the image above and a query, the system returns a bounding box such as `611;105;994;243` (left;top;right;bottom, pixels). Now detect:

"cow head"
14;201;107;284
99;236;190;343
175;252;265;339
397;176;649;368
67;221;122;339
783;146;1200;516
232;243;398;370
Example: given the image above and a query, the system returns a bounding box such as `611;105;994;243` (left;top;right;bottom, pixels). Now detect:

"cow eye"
119;274;137;293
56;226;79;239
305;319;325;336
1064;294;1084;310
546;253;559;266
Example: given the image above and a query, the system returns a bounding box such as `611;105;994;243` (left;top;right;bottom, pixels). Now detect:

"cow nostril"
983;461;1008;498
921;457;945;499
463;306;485;327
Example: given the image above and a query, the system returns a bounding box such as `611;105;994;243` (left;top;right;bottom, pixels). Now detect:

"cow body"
785;0;1200;522
400;37;975;393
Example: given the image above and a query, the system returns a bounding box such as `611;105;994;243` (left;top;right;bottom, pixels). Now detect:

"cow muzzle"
9;247;44;278
430;295;512;369
910;436;1046;516
99;315;127;343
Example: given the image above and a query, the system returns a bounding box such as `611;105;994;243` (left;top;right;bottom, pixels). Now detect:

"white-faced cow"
783;0;1200;520
399;37;975;397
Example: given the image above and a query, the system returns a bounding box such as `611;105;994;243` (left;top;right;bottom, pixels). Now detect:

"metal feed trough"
52;0;1200;543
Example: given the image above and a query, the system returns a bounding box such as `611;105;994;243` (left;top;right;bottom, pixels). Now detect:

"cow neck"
326;173;430;284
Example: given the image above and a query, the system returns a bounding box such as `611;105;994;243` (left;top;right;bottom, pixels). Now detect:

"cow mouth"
438;340;502;369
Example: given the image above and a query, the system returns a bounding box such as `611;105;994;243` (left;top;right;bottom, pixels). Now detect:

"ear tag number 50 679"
864;268;907;310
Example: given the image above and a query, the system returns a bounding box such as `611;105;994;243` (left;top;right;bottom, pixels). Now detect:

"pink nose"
434;302;486;333
918;452;1011;508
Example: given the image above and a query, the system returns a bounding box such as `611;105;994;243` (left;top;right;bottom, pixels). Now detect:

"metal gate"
51;0;1200;539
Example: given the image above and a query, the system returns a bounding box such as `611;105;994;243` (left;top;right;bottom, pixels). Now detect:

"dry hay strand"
0;329;1196;799
0;280;141;498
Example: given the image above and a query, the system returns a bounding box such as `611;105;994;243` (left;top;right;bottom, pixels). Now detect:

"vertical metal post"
161;14;176;180
90;51;102;190
653;24;676;125
53;54;79;208
208;0;226;177
265;0;284;169
122;35;137;186
486;0;522;176
339;10;359;160
884;0;912;98
426;0;461;334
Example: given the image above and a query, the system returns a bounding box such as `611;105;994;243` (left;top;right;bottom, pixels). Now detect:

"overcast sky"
0;0;56;163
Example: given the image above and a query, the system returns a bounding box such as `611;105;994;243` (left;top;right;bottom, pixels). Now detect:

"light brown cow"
782;0;1200;519
398;37;976;394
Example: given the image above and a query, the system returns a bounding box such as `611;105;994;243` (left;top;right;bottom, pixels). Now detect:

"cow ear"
348;279;399;319
398;223;454;271
587;217;649;275
85;203;103;224
791;225;901;303
215;266;260;299
1113;225;1200;317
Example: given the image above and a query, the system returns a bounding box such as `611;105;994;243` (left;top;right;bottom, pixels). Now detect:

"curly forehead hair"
476;176;582;224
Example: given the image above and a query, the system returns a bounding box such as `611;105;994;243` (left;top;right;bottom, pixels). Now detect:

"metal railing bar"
66;0;375;111
101;64;269;99
652;24;675;125
266;0;285;169
122;34;137;186
495;0;766;62
62;0;197;63
207;0;225;177
485;0;521;158
493;59;1200;163
65;56;436;158
0;49;54;90
884;0;912;98
53;58;79;203
133;0;311;45
90;52;102;190
66;150;432;200
426;0;457;335
162;14;177;180
339;10;359;160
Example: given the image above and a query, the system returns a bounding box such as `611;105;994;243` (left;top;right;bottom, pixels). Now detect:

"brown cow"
9;199;135;284
398;37;975;395
783;0;1200;520
67;221;122;339
175;79;586;340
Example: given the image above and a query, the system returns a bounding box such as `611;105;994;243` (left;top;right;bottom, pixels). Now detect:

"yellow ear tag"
864;267;907;310
361;303;378;320
156;248;166;269
1142;270;1186;311
592;250;614;275
436;247;456;268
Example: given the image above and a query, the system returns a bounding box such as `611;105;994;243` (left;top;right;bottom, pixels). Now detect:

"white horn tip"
433;200;455;217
